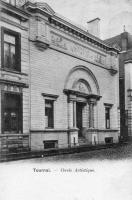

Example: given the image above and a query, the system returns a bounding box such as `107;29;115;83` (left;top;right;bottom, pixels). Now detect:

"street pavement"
38;142;132;162
13;142;132;163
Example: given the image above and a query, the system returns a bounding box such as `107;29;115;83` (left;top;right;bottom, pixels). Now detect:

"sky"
33;0;132;39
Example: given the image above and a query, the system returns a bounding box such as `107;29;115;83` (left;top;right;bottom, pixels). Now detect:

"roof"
105;32;132;51
104;34;121;47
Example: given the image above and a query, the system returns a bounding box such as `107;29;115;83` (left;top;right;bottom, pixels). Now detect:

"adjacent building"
105;31;132;141
0;0;30;154
0;0;120;155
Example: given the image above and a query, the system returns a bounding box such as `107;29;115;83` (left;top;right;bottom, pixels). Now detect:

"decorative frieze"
2;84;22;93
51;32;106;66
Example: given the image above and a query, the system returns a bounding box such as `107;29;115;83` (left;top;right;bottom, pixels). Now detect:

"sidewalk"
0;142;129;162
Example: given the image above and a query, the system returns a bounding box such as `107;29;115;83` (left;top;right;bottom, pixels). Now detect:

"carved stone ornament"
34;37;50;51
109;66;118;75
16;0;28;7
75;81;89;93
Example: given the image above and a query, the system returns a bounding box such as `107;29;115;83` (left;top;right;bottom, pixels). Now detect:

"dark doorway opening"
76;102;85;137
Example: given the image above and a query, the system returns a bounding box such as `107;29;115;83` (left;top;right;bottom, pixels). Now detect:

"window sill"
45;128;54;131
30;129;68;133
1;68;28;76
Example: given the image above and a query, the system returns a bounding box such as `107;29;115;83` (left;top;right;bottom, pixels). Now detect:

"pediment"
35;2;55;16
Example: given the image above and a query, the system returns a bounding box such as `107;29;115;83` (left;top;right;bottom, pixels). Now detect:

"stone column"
73;101;76;128
89;102;94;128
94;103;98;129
67;95;78;147
88;98;98;145
68;100;73;128
88;99;97;128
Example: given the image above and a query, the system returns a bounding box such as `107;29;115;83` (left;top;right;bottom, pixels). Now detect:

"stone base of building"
30;128;119;151
0;134;30;156
30;129;69;151
83;128;119;145
68;128;79;147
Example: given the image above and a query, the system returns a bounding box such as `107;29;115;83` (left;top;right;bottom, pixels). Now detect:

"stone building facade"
0;0;30;154
0;0;120;154
105;32;132;141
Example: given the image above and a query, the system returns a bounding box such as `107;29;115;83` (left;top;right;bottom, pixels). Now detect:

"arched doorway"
73;79;91;137
64;66;101;146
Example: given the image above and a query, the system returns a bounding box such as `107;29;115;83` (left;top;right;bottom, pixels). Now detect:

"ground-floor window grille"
2;92;22;134
43;140;58;149
105;137;113;144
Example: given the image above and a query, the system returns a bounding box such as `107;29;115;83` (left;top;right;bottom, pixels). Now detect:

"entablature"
23;1;119;54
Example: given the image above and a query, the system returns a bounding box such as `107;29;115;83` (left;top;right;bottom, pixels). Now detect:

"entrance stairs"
78;137;89;146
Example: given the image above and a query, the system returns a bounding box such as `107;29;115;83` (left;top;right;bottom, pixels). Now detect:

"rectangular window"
105;107;110;129
45;100;54;128
1;27;21;72
43;140;58;149
105;137;113;144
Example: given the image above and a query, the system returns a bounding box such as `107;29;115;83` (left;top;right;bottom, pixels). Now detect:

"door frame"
1;90;23;134
76;101;86;137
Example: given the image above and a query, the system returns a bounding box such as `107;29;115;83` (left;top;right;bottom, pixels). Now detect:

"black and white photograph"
0;0;132;200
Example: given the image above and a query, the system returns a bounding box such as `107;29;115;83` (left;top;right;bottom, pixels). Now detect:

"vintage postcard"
0;0;132;200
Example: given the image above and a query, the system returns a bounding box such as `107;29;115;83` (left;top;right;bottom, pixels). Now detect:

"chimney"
87;18;100;38
121;32;128;51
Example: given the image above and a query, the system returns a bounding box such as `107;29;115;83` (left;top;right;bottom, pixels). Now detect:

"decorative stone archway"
64;66;101;146
64;65;100;95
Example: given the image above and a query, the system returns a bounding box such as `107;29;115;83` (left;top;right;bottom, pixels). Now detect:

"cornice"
49;23;107;55
42;93;59;99
49;17;119;53
63;89;102;100
1;0;30;21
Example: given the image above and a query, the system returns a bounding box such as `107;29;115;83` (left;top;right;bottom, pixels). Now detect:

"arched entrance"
73;79;91;137
64;66;101;146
